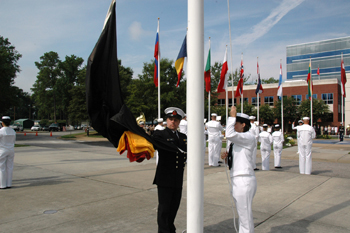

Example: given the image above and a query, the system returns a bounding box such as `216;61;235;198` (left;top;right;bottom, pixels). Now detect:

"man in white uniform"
272;124;284;168
206;113;224;167
259;124;272;170
0;116;16;189
154;118;165;164
249;116;259;171
179;114;187;135
298;117;316;175
222;107;256;233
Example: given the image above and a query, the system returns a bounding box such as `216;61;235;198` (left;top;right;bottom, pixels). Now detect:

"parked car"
31;125;42;131
42;125;49;131
10;123;23;131
49;123;61;131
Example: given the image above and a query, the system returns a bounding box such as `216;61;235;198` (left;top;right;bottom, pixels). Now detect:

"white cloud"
128;21;152;41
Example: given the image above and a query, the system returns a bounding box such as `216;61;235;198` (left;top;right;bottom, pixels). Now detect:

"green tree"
298;98;330;124
118;59;133;101
0;36;22;115
236;102;255;116
254;77;279;84
259;104;275;125
273;97;298;132
32;51;61;121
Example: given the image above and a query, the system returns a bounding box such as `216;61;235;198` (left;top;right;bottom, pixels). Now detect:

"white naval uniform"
272;130;284;167
0;127;16;188
226;117;257;233
154;124;165;165
204;125;208;163
206;120;224;166
249;123;259;169
259;131;272;170
179;119;187;135
292;124;302;154
297;124;316;175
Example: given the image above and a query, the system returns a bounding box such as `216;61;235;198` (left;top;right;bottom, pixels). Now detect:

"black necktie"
228;143;234;170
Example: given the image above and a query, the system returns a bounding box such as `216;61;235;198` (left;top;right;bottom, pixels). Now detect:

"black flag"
86;0;179;153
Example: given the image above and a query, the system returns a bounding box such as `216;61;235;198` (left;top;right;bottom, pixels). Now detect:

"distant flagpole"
257;57;260;122
205;38;211;121
277;60;284;132
341;52;347;126
157;18;161;118
308;57;313;125
241;53;243;113
227;0;235;106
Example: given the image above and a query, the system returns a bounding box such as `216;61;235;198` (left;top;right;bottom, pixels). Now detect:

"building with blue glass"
286;36;350;81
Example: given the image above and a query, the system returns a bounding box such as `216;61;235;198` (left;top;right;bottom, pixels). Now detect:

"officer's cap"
298;120;303;123
263;124;268;127
157;118;163;123
303;117;310;120
211;113;217;117
249;116;256;120
163;122;167;125
275;124;280;128
2;116;10;120
164;107;184;120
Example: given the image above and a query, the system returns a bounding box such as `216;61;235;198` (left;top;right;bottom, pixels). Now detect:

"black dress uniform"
153;127;187;233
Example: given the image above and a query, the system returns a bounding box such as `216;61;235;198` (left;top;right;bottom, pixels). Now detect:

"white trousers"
299;144;312;175
260;148;270;170
231;175;257;233
273;144;282;167
208;136;221;166
252;139;257;169
0;150;15;188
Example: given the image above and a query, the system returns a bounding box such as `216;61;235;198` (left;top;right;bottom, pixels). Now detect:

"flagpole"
341;53;344;126
227;0;235;106
225;45;229;125
157;18;161;119
281;59;284;133
208;38;211;122
257;57;259;122
310;58;313;126
241;53;243;113
187;0;204;231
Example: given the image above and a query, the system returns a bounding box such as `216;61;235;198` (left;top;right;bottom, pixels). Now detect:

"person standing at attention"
259;124;273;171
206;113;224;167
298;117;316;175
221;106;257;233
249;116;260;171
272;124;284;169
0;116;16;189
152;107;187;233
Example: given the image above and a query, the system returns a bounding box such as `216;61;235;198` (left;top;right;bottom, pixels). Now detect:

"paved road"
1;132;349;232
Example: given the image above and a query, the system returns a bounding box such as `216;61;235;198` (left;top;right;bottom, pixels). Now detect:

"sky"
1;0;350;94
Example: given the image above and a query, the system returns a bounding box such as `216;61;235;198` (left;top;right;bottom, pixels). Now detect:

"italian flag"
307;58;313;100
204;47;211;92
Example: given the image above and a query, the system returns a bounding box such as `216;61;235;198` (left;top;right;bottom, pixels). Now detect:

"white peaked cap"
211;113;217;117
157;118;163;123
275;124;280;127
263;124;268;127
249;116;256;120
164;107;185;119
303;117;310;120
2;116;10;120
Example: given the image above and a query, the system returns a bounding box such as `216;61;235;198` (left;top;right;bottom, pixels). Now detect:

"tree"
273;97;298;132
0;36;22;115
298;98;330;124
32;51;61;121
236;102;255;116
118;59;133;101
259;104;275;125
254;77;279;84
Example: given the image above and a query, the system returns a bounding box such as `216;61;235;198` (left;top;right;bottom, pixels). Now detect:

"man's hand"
230;106;237;117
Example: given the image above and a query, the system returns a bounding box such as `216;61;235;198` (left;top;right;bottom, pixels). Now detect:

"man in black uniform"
152;107;187;233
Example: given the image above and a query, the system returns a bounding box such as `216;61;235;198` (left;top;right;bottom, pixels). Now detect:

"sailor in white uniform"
203;119;208;161
249;116;260;171
179;114;187;135
206;113;224;167
0;116;16;189
222;107;257;233
259;124;272;170
298;117;316;175
271;124;284;168
154;118;165;164
292;120;303;154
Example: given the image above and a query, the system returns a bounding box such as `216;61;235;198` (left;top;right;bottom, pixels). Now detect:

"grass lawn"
15;144;30;147
60;132;104;139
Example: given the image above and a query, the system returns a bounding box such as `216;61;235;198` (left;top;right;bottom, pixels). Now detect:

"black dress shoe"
218;161;223;164
254;168;259;171
275;166;283;169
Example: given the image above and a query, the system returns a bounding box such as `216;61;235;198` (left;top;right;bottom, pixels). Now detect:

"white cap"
303;117;310;120
263;124;268;127
2;116;10;120
164;107;185;119
298;120;303;123
157;118;163;123
163;122;167;125
211;113;217;117
237;113;249;120
249;116;256;120
275;124;280;127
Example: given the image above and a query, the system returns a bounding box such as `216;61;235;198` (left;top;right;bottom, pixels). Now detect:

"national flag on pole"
277;62;283;97
255;60;264;95
217;47;228;93
204;45;211;92
317;66;320;76
234;58;244;97
153;19;160;87
306;58;313;100
175;35;187;87
341;53;347;97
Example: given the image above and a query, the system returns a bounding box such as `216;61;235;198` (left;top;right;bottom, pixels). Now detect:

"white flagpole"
208;38;211;122
341;53;344;126
257;57;259;122
281;59;284;133
187;0;204;232
157;18;161;119
310;58;313;126
225;45;228;124
241;53;243;113
227;0;234;106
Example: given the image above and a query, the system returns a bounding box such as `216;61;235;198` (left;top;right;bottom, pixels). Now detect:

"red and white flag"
217;47;228;93
341;53;347;97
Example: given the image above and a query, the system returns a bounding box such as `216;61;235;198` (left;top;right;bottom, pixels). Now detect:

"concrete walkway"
1;137;349;232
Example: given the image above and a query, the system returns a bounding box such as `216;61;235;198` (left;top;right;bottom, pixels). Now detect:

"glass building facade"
286;36;350;80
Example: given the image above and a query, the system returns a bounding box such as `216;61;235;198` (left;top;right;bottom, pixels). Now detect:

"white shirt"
249;122;259;140
0;127;16;152
297;124;316;145
154;124;164;131
226;117;255;177
259;131;273;150
179;119;188;135
272;130;284;145
206;120;224;137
